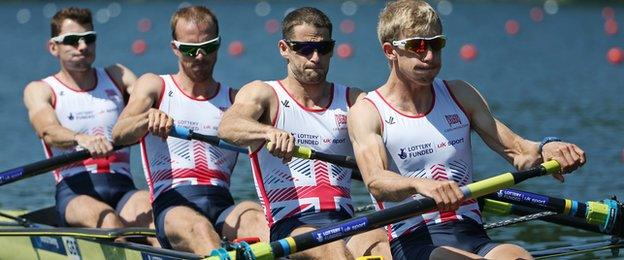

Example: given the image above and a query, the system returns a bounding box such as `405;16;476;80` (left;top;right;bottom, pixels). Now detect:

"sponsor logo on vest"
293;133;319;145
168;90;174;97
445;114;461;126
281;100;290;107
68;112;74;120
385;116;396;125
335;114;347;129
323;137;347;144
398;142;433;159
59;91;65;96
68;111;95;120
437;137;465;148
177;120;201;131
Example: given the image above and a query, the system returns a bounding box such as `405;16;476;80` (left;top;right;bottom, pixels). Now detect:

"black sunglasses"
285;40;335;56
51;31;97;46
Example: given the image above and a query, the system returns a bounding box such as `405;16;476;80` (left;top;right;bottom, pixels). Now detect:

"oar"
168;125;365;181
483;188;622;235
204;159;561;259
0;145;128;186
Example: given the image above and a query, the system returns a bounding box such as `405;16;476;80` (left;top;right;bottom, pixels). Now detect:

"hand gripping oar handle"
169;125;248;154
205;160;561;259
0;145;127;186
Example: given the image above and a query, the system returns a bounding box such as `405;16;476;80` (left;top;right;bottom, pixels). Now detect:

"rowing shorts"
390;218;499;260
270;209;352;241
152;185;235;249
55;172;138;227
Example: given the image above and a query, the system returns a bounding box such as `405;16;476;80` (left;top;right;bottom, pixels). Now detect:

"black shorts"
152;185;235;249
55;172;138;227
390;218;499;260
270;209;352;241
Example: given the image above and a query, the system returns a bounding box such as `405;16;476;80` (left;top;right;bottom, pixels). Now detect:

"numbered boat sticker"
62;236;82;260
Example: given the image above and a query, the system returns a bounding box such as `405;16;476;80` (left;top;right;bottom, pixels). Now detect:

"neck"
56;67;96;91
379;68;435;116
281;76;331;108
174;72;219;99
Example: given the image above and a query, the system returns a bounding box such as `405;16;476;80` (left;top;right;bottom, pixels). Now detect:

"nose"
76;38;88;51
420;47;435;62
194;48;207;60
308;49;321;62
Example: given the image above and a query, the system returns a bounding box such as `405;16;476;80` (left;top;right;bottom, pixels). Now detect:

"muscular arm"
112;73;164;145
218;81;279;152
348;99;463;209
447;80;585;175
105;63;137;99
24;81;78;148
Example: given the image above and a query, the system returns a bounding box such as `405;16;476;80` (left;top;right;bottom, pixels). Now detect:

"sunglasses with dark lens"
392;35;446;54
51;31;97;45
285;40;335;56
172;36;221;57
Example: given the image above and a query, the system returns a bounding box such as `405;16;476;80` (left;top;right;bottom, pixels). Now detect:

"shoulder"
133;73;165;98
24;80;53;98
443;79;488;116
345;86;367;106
236;80;276;101
104;64;134;81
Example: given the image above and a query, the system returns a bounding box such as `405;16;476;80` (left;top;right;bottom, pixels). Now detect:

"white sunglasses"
391;35;446;53
172;36;221;57
51;31;97;45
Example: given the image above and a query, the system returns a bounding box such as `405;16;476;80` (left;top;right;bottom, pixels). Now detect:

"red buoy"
505;19;520;35
265;19;279;34
607;47;623;64
340;19;355;34
336;43;353;59
530;7;544;22
137;18;151;33
228;41;244;57
460;44;477;61
605;19;618;35
602;7;615;20
132;39;147;55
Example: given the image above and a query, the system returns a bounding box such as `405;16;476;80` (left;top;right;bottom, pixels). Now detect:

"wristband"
539;136;562;152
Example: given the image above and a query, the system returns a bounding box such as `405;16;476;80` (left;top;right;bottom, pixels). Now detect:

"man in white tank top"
348;1;587;260
218;7;391;260
112;6;268;255
22;7;155;244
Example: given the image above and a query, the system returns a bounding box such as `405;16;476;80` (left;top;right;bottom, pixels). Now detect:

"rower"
347;1;586;259
111;6;268;255
218;7;392;259
22;7;156;245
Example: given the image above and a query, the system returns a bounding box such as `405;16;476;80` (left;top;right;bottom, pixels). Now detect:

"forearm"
39;125;80;149
218;115;272;147
112;113;149;145
367;171;419;202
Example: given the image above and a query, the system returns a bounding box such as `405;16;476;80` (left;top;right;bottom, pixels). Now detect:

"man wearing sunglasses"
112;6;268;255
218;7;391;259
348;1;586;259
23;7;157;244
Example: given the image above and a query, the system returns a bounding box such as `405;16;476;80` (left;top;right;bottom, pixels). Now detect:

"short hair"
170;6;219;40
50;7;93;37
282;7;333;40
377;0;442;44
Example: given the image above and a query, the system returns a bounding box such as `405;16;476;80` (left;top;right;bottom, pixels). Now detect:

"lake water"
0;1;622;257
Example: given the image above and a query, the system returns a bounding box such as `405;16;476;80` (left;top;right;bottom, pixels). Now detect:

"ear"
382;42;397;61
170;41;181;58
48;41;59;57
278;39;289;59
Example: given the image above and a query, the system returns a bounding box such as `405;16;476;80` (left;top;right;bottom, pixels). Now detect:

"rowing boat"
0;208;203;260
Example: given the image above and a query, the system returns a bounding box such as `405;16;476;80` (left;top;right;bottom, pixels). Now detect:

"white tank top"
365;78;481;241
41;68;131;183
140;75;238;201
250;81;354;227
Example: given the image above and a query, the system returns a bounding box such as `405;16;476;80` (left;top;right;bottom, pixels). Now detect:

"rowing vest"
365;78;481;241
41;68;131;184
140;75;238;201
250;81;354;227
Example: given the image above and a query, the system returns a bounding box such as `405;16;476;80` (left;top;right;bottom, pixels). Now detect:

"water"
1;1;623;257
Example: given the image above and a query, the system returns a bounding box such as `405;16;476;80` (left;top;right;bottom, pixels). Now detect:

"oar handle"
169;125;248;154
265;142;364;181
0;145;127;186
